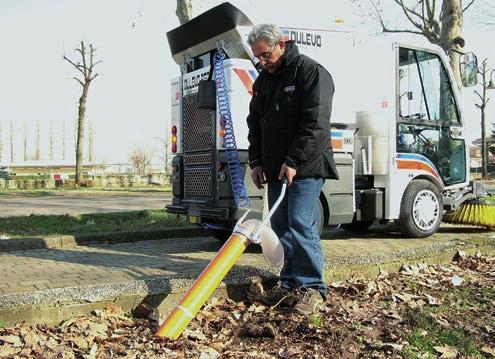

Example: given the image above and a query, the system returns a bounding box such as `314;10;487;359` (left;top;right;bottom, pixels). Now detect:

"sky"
0;0;494;165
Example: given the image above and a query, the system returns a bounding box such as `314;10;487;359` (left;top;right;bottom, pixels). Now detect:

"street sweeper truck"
165;2;492;239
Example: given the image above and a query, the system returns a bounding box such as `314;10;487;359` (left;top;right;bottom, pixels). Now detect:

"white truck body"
166;2;478;238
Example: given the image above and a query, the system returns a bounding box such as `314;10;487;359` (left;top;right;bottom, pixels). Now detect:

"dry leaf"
425;294;439;305
481;346;495;357
199;347;219;359
434;345;458;358
0;334;22;347
451;275;464;286
0;344;18;357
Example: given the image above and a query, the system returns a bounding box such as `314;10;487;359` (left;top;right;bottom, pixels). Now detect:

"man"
246;24;338;315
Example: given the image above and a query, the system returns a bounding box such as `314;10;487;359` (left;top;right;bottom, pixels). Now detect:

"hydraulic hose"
213;51;250;208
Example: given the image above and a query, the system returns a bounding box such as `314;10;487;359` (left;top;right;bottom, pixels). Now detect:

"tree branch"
474;90;484;102
463;0;475;13
383;28;424;35
80;41;87;73
63;55;86;76
394;0;424;30
73;77;84;86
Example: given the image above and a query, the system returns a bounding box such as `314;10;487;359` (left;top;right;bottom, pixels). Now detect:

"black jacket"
246;41;339;183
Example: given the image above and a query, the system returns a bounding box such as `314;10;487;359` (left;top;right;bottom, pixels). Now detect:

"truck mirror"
197;80;217;110
460;52;478;87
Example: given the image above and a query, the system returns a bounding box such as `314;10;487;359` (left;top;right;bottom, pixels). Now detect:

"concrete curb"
0;227;210;252
0;235;493;326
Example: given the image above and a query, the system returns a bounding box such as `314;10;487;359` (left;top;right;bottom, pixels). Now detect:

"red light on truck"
171;125;177;135
171;143;177;153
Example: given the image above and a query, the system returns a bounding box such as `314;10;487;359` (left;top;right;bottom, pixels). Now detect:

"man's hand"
251;166;266;189
278;164;297;185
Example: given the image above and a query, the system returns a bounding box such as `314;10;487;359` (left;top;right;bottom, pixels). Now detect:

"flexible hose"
213;51;250;208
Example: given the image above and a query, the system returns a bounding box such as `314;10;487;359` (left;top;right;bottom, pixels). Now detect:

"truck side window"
397;47;466;186
399;48;459;124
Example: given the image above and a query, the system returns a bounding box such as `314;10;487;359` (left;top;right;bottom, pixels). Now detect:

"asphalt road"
0;193;173;217
0;184;492;218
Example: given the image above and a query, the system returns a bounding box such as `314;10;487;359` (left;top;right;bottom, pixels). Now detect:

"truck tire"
397;179;442;238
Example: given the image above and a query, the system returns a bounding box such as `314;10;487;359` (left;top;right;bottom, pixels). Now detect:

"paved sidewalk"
0;224;493;325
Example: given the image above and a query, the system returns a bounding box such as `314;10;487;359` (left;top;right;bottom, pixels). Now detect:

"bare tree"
474;59;492;179
23;122;28;162
62;120;66;161
176;0;192;25
63;41;100;185
34;121;41;161
129;147;153;175
49;121;54;161
355;0;475;88
88;119;94;163
154;135;173;174
9;121;14;163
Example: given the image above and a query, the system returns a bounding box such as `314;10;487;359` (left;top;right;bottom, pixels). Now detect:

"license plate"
189;215;200;224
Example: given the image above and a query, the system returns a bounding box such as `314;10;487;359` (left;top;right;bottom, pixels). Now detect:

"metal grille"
184;153;213;166
184;167;212;197
183;93;214;152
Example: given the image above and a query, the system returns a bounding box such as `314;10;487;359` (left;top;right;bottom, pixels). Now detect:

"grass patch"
403;308;483;357
0;187;171;197
0;320;5;328
0;209;188;237
309;314;324;328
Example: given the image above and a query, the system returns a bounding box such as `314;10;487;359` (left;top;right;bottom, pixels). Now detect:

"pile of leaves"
1;252;494;358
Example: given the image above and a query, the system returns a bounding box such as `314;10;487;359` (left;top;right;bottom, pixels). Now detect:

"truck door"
396;47;466;186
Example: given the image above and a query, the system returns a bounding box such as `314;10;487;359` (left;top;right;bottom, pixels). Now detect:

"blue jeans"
267;178;326;298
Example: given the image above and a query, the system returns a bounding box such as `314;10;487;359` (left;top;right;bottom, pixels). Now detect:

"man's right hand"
251;166;266;189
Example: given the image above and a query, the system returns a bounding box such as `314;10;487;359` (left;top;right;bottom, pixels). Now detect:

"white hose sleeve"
234;219;284;267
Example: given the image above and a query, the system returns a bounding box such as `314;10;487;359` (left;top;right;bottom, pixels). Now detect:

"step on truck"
165;2;484;240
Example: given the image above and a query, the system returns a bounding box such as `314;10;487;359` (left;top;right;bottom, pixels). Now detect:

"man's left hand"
278;164;297;185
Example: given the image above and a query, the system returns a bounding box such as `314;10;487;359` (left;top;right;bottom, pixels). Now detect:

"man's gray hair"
247;24;283;46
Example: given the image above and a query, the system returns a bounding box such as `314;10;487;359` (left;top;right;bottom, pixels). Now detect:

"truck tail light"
171;126;178;153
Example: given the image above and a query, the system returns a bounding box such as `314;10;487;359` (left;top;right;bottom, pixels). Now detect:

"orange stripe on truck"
331;139;343;149
233;68;254;95
397;160;441;180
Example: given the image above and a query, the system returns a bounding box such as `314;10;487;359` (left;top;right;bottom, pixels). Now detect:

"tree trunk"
88;120;94;163
49;121;54;161
62;120;66;161
439;0;464;90
34;121;41;161
481;106;487;179
10;121;14;163
23;123;28;161
75;84;89;185
176;0;192;25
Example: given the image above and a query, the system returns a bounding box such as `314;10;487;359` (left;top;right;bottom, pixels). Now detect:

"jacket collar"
267;40;299;77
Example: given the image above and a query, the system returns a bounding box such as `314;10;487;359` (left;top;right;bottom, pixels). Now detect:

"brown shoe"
293;288;324;316
256;285;296;307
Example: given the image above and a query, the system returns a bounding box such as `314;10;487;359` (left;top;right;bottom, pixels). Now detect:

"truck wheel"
397;179;442;238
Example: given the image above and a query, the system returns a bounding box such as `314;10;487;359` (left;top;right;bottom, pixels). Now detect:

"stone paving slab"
0;224;493;325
